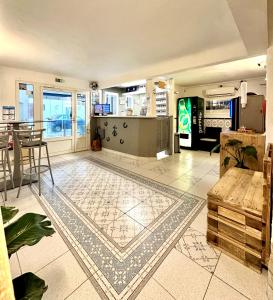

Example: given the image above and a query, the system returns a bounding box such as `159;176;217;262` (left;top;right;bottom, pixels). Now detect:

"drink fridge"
177;97;204;149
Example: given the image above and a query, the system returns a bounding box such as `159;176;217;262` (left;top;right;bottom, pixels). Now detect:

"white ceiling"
0;0;268;85
173;55;267;87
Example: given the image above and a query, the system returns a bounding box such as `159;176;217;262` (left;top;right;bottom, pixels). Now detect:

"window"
43;90;72;138
105;92;118;115
18;83;34;122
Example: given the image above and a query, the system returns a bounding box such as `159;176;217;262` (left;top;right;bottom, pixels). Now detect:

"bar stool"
0;130;14;201
19;124;36;169
14;129;54;197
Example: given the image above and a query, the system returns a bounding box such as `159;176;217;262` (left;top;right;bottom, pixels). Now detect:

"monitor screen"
102;104;111;114
94;104;103;114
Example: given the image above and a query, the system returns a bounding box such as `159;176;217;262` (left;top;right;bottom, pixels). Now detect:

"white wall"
174;77;266;113
0;65;90;155
0;65;89;108
173;77;266;131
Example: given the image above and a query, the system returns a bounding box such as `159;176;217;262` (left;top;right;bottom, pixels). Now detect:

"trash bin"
174;133;180;153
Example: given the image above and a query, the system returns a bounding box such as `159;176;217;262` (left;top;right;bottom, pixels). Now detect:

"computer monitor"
102;104;111;114
94;104;103;114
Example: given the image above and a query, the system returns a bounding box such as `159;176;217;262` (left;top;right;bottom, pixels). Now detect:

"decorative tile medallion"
33;156;205;299
176;227;220;273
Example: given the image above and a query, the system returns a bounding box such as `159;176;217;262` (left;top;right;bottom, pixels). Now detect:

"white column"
146;79;156;117
266;45;273;144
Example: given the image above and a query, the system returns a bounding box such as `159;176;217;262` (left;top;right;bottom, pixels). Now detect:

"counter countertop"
91;115;171;119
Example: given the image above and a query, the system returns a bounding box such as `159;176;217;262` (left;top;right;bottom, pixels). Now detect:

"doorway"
41;88;89;155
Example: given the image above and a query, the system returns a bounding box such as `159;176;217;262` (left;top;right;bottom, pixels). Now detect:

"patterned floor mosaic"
32;156;206;299
175;227;220;273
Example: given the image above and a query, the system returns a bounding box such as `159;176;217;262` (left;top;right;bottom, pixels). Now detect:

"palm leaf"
210;144;221;156
4;213;55;256
13;272;47;300
244;145;258;160
225;139;242;147
1;206;19;224
223;156;231;168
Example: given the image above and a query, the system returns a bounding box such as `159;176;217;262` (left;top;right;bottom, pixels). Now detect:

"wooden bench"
207;144;272;272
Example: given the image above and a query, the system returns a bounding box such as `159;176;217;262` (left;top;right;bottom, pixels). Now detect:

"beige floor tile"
18;231;70;273
130;167;159;180
9;253;21;279
37;251;87;300
153;249;211;299
127;199;173;227
190;206;208;235
169;177;197;191
185;165;213;177
66;279;101;299
154;174;179;185
101;214;145;247
187;174;218;199
5;187;45;217
204;276;248;300
136;278;175;300
214;253;268;300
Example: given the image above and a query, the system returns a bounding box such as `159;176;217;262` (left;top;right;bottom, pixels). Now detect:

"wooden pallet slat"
207;143;272;272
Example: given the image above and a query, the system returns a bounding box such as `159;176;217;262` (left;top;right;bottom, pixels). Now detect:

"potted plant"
1;206;55;299
211;138;258;169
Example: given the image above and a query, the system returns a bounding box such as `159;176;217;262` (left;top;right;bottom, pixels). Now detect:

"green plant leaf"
1;206;19;224
223;156;231;168
244;145;258;160
210;144;221;156
4;213;55;256
225;139;242;147
13;272;47;300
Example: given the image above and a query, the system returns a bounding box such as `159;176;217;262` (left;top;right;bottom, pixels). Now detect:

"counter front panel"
90;116;173;157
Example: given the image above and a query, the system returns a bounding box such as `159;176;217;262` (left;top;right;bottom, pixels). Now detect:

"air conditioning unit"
205;87;235;97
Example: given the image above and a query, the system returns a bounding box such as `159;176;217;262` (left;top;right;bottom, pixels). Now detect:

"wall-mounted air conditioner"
204;87;235;97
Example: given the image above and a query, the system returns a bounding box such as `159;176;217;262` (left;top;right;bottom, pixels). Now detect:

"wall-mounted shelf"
156;91;168;116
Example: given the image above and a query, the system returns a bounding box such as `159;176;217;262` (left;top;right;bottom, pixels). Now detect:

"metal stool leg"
32;148;37;173
6;150;14;189
28;148;32;186
45;144;54;185
38;145;41;196
3;149;7;201
17;149;24;198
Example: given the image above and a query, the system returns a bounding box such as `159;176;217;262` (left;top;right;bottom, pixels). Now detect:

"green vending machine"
177;97;204;149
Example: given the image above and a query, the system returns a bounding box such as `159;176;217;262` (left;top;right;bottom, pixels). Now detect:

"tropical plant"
210;138;258;169
1;206;55;299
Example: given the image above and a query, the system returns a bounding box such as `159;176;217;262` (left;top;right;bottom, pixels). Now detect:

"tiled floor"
1;149;268;299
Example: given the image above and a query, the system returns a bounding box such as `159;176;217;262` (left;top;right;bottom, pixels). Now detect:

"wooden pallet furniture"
220;131;265;177
207;144;272;272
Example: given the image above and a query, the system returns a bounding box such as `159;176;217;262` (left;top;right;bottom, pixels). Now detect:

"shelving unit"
156;91;168;116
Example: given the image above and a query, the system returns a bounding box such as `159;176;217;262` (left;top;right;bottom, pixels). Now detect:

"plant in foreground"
1;206;55;299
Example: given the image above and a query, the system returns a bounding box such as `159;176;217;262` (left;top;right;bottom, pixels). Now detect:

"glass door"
41;88;89;155
74;92;89;151
43;89;73;139
42;88;74;155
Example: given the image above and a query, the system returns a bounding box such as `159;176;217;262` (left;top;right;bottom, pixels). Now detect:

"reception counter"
90;116;173;157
